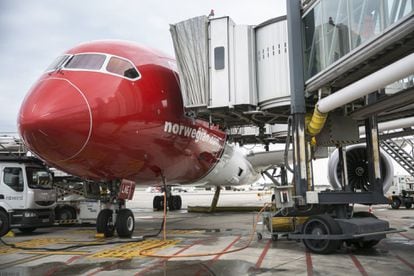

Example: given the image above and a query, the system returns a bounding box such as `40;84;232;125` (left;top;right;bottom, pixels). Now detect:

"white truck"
0;156;56;236
54;177;102;224
388;175;414;209
55;194;101;224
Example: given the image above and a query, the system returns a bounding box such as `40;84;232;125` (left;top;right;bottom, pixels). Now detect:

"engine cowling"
328;144;394;193
197;144;260;187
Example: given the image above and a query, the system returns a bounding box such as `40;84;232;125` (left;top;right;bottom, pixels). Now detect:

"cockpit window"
46;52;140;81
106;57;140;79
46;54;72;71
64;54;106;70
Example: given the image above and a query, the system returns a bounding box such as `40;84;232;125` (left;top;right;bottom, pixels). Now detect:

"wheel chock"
95;233;105;239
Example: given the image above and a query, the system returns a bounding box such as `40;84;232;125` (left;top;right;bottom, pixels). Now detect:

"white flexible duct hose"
318;53;414;113
359;116;414;135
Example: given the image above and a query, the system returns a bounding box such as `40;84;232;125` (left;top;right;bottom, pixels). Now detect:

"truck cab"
0;156;56;236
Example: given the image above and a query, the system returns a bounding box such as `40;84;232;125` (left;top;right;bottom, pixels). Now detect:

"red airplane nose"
19;78;92;163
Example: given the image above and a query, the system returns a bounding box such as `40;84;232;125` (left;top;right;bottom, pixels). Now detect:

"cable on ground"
139;202;273;258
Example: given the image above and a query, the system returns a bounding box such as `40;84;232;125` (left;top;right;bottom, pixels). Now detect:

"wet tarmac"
0;191;413;275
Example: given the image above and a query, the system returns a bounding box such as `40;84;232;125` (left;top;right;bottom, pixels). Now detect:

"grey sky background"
0;0;286;132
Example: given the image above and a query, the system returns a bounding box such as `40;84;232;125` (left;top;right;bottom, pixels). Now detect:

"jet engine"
328;144;394;193
198;144;260;187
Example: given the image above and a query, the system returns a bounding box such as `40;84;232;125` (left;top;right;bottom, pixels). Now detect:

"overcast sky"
0;0;286;132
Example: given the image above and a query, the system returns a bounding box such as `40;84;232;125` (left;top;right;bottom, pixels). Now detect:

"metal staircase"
380;137;414;177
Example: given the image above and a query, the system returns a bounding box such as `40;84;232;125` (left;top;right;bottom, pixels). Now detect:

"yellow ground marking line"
89;239;180;259
15;238;68;248
0;238;68;255
0;247;17;254
20;251;90;255
167;230;196;234
58;240;107;245
68;229;97;234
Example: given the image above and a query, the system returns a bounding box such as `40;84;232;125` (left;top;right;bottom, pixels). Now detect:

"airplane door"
0;166;25;209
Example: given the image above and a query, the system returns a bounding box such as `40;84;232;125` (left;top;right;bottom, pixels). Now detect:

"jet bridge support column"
365;93;386;201
287;0;308;205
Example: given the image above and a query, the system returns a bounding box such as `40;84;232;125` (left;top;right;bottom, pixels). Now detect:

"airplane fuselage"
19;41;226;185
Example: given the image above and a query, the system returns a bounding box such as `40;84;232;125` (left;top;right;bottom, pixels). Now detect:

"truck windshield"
26;167;53;189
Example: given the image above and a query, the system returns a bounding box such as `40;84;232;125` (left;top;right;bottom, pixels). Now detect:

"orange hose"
139;203;272;258
163;191;167;241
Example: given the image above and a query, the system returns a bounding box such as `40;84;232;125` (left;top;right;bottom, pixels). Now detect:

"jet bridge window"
64;54;106;70
214;47;225;70
106;57;140;80
3;167;24;192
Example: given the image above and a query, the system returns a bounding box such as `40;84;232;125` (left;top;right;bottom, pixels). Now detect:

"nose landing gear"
96;207;135;238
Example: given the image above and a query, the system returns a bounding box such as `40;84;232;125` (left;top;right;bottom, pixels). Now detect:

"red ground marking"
44;255;83;276
306;251;313;276
255;239;272;269
350;254;368;276
396;255;414;270
398;232;412;240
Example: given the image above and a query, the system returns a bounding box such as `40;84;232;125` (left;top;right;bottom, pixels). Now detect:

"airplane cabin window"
106;57;140;79
64;54;106;70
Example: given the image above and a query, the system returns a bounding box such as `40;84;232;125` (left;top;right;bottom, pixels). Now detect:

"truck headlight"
24;211;37;218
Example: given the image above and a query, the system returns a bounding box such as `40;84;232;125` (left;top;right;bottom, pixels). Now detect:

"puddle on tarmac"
1;259;293;276
0;260;130;276
140;260;289;276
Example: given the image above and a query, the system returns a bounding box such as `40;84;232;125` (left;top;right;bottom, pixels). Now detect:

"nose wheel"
96;209;115;237
115;209;135;238
96;208;135;238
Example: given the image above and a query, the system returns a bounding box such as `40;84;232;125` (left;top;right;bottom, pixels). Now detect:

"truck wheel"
18;227;36;234
0;211;10;237
405;202;412;209
56;207;76;220
96;209;114;237
116;209;135;238
391;198;401;209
